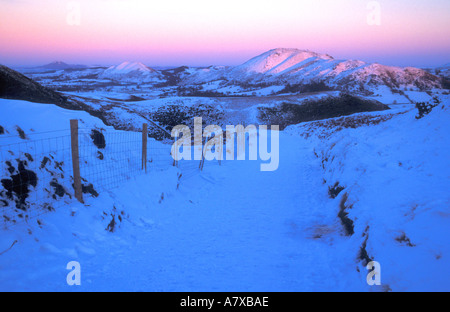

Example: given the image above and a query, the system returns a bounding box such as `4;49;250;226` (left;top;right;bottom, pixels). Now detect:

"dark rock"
0;160;38;210
91;130;106;149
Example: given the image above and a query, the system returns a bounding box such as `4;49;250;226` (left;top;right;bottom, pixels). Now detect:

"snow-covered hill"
232;48;334;76
181;48;443;94
39;61;87;70
104;61;155;74
0;64;68;105
99;61;163;82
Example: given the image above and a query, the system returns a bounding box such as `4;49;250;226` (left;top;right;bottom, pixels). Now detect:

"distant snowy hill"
181;48;443;94
16;51;446;98
423;63;450;79
104;61;155;74
39;61;87;70
99;61;163;82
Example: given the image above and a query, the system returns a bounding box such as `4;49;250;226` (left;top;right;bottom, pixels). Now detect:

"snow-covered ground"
285;102;450;291
0;95;449;291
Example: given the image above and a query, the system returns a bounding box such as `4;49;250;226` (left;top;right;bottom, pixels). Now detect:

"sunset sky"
0;0;449;67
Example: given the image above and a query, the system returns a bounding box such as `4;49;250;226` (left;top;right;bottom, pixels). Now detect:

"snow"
0;99;111;143
1;106;357;290
105;61;154;74
0;78;449;291
241;85;285;96
285;102;450;291
366;86;412;104
234;48;332;75
98;61;163;83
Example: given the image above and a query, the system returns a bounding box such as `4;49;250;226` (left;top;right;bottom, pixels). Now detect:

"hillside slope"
0;65;68;105
285;101;450;291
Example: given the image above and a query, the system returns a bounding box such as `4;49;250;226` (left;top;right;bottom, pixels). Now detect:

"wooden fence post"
70;119;84;204
199;141;205;171
142;123;148;172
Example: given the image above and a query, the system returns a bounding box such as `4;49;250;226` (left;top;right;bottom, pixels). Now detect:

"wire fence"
0;123;176;229
0;132;73;227
77;129;171;193
0;121;227;229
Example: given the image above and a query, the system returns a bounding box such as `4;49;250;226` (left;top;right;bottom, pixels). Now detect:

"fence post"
199;144;205;171
142;123;148;172
70;119;84;204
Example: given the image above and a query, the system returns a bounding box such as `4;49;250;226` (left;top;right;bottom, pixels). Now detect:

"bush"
277;81;332;94
152;104;224;131
258;93;390;129
415;97;441;119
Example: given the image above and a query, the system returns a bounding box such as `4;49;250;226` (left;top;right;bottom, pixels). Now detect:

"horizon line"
2;47;449;70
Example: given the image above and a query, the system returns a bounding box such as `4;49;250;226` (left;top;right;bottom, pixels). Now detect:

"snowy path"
2;101;449;292
70;134;362;291
0;133;365;291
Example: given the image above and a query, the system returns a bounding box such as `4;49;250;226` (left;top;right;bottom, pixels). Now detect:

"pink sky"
1;0;449;67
